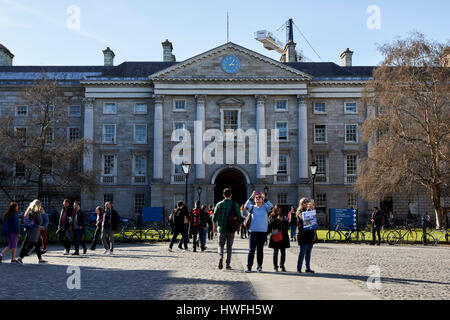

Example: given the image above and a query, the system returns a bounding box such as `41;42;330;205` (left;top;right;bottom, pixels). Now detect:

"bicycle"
425;228;449;245
386;224;417;245
117;218;142;242
326;223;362;242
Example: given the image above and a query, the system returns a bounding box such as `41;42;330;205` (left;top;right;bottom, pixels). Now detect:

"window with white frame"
345;124;358;143
134;155;146;176
345;102;357;114
174;122;186;141
278;154;288;174
15;162;25;177
315;193;327;208
277;193;288;205
314;102;326;114
135;103;148;114
69;105;81;117
104;194;114;205
314;125;327;143
15;127;27;145
222;109;240;131
275;99;288;111
69;127;80;142
103;124;116;144
345;154;358;183
135;194;145;214
276;122;288;141
173;99;186;111
172;156;186;183
15;106;28;116
103;102;117;114
103;155;116;176
134;124;147;144
315;154;327;182
347;193;357;209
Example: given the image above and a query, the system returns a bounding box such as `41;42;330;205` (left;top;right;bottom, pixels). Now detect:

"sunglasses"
255;196;262;199
302;201;309;204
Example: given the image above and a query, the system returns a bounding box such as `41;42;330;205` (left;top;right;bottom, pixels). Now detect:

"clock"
221;55;240;74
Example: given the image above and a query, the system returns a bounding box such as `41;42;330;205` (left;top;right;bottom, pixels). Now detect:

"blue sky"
1;0;449;66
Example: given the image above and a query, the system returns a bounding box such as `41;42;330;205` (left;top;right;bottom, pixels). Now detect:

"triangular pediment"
150;42;312;81
217;97;244;106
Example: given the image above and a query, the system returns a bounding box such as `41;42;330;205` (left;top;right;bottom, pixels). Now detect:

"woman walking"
0;202;21;264
268;205;290;272
296;197;315;273
244;191;273;273
90;206;104;251
240;205;249;239
168;202;190;251
16;200;47;265
40;206;49;254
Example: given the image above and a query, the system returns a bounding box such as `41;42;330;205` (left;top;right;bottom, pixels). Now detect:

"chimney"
0;43;14;66
102;47;115;66
441;47;450;67
162;39;176;62
340;48;353;67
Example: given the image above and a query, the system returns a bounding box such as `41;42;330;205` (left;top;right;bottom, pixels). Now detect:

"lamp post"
309;162;318;201
197;186;202;202
182;162;191;207
264;186;269;198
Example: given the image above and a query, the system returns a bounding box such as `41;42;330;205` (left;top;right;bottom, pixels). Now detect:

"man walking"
102;202;115;254
190;201;207;252
71;201;87;255
57;199;73;255
371;207;383;246
422;211;431;245
213;188;240;270
90;206;104;250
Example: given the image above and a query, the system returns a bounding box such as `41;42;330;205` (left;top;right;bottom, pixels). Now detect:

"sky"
0;0;449;66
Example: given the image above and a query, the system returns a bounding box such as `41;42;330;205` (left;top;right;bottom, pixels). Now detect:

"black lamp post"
182;162;191;207
197;186;202;202
264;186;269;198
309;162;318;201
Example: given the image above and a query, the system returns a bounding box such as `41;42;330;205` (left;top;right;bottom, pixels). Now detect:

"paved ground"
0;237;448;300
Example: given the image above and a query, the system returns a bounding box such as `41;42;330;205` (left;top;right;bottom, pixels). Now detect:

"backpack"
111;209;120;231
190;208;201;227
175;208;186;225
227;202;241;233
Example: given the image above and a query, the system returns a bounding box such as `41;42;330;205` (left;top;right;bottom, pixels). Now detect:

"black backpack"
227;202;241;233
111;209;120;231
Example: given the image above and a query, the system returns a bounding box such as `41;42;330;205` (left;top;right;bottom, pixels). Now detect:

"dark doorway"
214;168;248;206
380;196;393;215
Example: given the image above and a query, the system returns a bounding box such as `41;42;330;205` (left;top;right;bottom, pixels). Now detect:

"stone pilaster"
255;95;267;179
195;95;206;180
297;94;309;180
153;95;164;180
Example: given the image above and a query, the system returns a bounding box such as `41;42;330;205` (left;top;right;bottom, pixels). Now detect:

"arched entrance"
213;167;248;206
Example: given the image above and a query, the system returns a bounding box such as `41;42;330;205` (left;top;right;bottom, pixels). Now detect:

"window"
173;99;186;111
103;155;116;175
174;122;186;141
15;162;25;177
345;154;358;183
345;102;357;114
275;99;288;111
42;157;52;174
15;106;28;116
172;156;186;184
314;125;327;143
277;193;288;205
222;109;240;131
315;154;327;182
278;154;288;174
103;124;116;144
347;193;357;209
104;194;114;205
134;155;146;176
314;102;326;114
135;103;148;114
134;124;147;144
104;103;117;114
345;124;358;143
69;105;81;117
315;194;327;208
276;122;288;141
135;194;145;215
14;195;24;210
69;128;80;142
45;128;54;145
15;127;27;145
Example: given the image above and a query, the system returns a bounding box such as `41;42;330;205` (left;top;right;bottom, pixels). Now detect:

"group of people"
0;198;120;265
168;188;317;274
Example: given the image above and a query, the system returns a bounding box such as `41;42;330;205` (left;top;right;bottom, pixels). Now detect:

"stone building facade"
0;41;437;224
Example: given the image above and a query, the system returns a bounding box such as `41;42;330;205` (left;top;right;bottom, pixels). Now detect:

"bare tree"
0;76;97;202
356;32;449;228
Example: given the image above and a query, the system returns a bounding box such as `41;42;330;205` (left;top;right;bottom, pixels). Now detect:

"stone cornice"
80;80;150;86
151;77;307;82
310;80;369;86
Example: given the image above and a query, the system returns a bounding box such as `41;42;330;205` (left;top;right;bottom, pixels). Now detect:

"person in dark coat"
371;207;383;246
296;197;315;273
268;204;290;272
71;201;87;255
168;201;190;251
57;199;74;255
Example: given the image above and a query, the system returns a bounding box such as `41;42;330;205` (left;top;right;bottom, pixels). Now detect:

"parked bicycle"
386;225;417;245
326;223;362;242
425;228;449;245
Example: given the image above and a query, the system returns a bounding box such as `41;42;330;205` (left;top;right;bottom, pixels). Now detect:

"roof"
284;62;374;80
0;44;14;58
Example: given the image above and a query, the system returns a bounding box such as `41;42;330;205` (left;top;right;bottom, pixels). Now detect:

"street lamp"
309;162;318;201
197;186;202;202
264;186;269;198
181;162;191;206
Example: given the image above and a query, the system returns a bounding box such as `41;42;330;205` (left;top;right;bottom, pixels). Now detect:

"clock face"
221;55;240;74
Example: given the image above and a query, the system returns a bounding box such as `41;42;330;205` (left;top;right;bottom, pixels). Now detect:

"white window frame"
134;194;145;215
314;154;328;183
171;156;186;184
277;193;288;205
274;99;288;112
275;121;289;142
314;124;327;144
68;127;80;143
344;101;358;114
134;103;148;114
102;154;117;176
345;124;359;143
220;108;241;133
102;124;116;144
44;127;54;145
15;106;28;117
103;102;117;114
133;154;147;176
173;99;187;112
275;153;290;184
345;154;359;184
134;124;147;144
347;193;358;209
313;102;327;114
69;105;81;117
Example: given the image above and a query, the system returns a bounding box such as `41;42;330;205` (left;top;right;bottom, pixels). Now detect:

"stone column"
195;95;206;180
255;95;267;179
153;95;164;180
83;98;95;172
297;95;309;180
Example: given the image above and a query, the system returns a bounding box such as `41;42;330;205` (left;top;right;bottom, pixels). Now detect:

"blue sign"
141;207;164;223
329;208;358;231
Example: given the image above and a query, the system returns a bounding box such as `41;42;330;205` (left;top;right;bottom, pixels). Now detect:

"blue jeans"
73;228;86;253
297;243;313;271
290;225;297;240
247;232;266;270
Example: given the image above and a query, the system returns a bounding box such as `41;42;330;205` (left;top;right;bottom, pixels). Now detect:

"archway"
213;167;248;206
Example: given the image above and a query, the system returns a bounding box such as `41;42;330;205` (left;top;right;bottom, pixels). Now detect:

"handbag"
243;207;253;229
271;229;283;242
